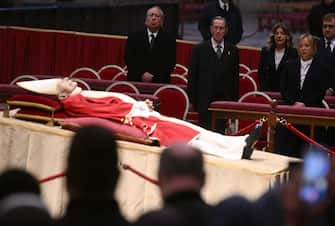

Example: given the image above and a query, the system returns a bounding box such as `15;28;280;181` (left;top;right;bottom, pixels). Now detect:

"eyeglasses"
323;24;335;29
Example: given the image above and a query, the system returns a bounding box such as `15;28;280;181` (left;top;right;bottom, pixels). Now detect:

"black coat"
198;1;243;44
307;2;335;38
280;58;329;107
188;40;239;115
258;46;298;91
125;28;176;83
316;39;335;91
56;198;130;226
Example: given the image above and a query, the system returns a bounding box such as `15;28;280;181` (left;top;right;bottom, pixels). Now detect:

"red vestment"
61;93;199;146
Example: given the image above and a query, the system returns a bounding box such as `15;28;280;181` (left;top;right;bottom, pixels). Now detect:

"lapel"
144;29;151;50
295;60;302;90
276;48;289;71
269;47;276;71
300;59;314;91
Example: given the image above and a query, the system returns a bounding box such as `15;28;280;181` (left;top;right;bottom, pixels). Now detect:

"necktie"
150;34;155;49
223;3;228;12
216;45;222;59
326;40;332;54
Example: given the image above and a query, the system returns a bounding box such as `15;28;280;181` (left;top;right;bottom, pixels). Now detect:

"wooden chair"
153;85;189;120
239;73;258;98
170;74;188;85
69;67;101;80
97;64;126;80
105;81;140;94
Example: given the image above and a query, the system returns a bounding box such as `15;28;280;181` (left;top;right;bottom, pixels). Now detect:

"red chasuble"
61;93;199;146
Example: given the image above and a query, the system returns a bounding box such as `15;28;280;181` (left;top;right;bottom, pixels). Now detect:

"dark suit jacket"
307;2;335;38
125;28;176;83
316;39;335;91
188;40;239;114
280;58;329;107
258;46;298;91
198;1;243;44
56;198;130;226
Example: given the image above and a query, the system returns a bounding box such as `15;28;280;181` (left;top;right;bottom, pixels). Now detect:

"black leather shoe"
242;122;263;159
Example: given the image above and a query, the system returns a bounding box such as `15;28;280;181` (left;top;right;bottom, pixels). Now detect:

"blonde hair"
267;23;293;48
297;33;317;54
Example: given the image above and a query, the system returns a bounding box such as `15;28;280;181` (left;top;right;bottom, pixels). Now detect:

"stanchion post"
267;100;278;152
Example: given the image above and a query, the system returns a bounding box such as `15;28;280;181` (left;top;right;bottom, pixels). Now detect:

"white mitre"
16;78;62;95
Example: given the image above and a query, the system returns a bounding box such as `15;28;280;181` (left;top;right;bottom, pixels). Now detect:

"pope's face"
57;78;77;99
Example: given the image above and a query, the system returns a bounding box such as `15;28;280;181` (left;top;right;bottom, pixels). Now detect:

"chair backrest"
247;69;260;90
112;71;127;81
10;75;38;85
69;67;101;80
239;73;258;98
97;64;126;80
153;85;189;120
172;64;188;77
238;91;272;103
105;81;140;94
71;78;91;90
239;63;251;74
170;74;188;85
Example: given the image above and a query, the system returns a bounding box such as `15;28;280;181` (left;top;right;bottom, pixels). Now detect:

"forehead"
324;18;335;23
298;37;311;45
147;7;161;15
212;19;225;27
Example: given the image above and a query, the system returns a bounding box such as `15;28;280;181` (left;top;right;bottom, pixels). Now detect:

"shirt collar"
300;58;313;67
211;38;224;50
219;0;229;11
147;28;158;38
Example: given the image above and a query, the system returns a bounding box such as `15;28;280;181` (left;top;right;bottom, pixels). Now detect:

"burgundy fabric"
106;84;138;93
325;96;335;108
8;94;62;111
69;69;98;79
154;87;188;119
276;105;335;117
210;101;271;112
0;84;30;95
64;117;147;139
264;91;282;100
239;76;257;97
98;67;124;80
0;27;261;84
171;75;188;85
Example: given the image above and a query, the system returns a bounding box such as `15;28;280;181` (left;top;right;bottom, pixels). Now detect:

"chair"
71;78;91;90
10;75;38;85
239;73;258;98
172;64;188;77
69;67;101;80
112;71;127;81
239;64;251;74
105;81;140;94
97;64;126;80
170;74;188;85
247;69;260;90
153;85;189;120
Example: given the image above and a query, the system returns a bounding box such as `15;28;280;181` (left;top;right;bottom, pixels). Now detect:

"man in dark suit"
135;143;213;226
308;0;335;39
188;16;239;129
198;0;243;45
125;6;176;83
316;13;335;147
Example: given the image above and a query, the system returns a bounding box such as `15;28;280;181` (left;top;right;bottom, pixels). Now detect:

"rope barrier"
231;120;259;136
281;121;335;157
39;172;65;184
120;163;159;186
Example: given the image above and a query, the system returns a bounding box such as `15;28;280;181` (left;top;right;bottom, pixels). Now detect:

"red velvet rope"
39;172;65;184
231;120;259;136
283;122;335;156
121;163;159;186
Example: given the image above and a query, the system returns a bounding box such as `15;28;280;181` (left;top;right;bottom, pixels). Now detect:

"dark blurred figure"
135;207;187;226
308;0;335;39
276;34;330;158
0;168;40;200
125;6;176;83
258;23;298;92
0;168;53;226
254;151;335;226
198;0;243;44
56;125;130;226
211;196;254;226
135;143;212;226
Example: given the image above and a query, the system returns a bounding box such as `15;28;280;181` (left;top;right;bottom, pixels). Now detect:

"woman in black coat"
258;23;298;92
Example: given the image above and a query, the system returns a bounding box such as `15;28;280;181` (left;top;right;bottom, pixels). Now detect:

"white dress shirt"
300;58;312;89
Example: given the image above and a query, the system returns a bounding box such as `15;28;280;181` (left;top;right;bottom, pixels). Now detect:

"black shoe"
242;122;263;159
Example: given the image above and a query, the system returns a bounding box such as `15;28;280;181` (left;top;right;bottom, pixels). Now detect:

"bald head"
158;144;205;198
